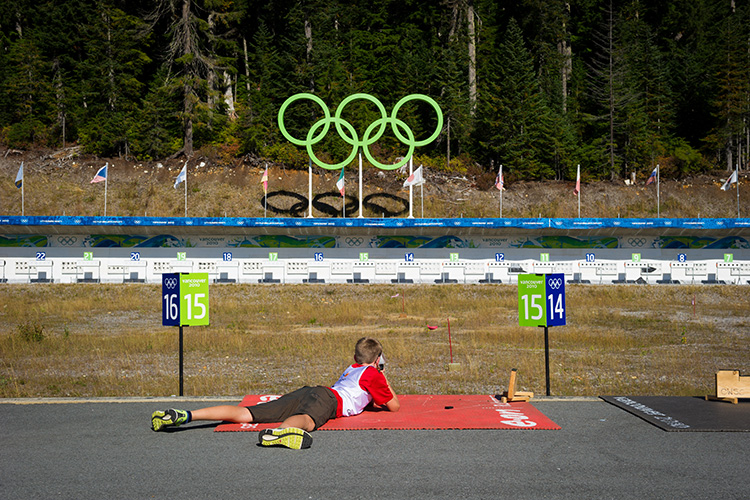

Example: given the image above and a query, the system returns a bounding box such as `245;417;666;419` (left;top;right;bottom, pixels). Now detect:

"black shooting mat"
600;396;750;432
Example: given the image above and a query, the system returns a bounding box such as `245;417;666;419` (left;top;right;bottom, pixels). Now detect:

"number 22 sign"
162;273;210;327
517;273;566;327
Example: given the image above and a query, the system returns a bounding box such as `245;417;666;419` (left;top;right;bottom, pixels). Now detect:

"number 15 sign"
518;273;566;327
162;273;210;326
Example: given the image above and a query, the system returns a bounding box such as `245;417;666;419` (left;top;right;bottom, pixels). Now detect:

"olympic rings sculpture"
278;93;443;171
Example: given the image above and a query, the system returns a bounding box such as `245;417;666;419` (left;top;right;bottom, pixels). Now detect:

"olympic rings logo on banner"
164;278;178;290
57;236;77;246
277;93;443;171
548;278;563;290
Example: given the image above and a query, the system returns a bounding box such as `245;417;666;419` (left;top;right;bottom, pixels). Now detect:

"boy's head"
354;337;382;364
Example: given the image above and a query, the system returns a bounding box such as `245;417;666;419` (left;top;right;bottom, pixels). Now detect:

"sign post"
162;273;210;396
518;273;566;395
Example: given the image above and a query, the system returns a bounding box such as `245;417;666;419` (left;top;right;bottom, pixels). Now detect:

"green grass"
0;284;748;398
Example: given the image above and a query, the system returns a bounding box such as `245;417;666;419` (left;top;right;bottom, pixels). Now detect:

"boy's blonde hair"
354;337;382;364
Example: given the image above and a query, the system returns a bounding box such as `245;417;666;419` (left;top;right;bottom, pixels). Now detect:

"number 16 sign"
162;272;210;396
162;273;210;326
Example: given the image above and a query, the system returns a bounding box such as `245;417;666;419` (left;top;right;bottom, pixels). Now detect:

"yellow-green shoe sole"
259;428;313;449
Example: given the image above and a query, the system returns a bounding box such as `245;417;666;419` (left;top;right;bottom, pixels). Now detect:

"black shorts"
245;386;338;431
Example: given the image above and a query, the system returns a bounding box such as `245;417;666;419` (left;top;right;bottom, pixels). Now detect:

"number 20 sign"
518;273;566;327
162;273;210;327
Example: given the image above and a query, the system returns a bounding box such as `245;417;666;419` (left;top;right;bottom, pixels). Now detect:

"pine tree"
78;2;151;156
475;17;555;179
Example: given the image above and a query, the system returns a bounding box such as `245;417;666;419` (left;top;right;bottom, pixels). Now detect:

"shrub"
17;322;45;342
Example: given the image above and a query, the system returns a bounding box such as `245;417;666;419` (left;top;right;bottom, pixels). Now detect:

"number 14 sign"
518;273;566;327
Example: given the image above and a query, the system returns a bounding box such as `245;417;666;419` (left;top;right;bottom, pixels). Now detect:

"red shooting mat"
215;394;560;431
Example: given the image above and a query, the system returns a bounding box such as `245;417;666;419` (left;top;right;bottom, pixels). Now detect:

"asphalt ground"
1;397;747;500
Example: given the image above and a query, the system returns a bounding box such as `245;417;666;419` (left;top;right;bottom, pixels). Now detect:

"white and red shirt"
330;364;393;417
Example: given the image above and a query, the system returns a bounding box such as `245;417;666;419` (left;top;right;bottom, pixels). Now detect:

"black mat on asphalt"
600;396;750;432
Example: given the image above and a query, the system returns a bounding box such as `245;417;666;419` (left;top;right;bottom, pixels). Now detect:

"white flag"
403;165;425;187
15;162;23;188
174;164;187;189
721;170;738;191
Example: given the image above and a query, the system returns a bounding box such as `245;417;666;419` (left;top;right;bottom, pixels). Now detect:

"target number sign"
518;273;566;327
162;273;210;327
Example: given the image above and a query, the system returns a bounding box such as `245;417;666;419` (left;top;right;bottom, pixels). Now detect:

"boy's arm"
381;372;400;412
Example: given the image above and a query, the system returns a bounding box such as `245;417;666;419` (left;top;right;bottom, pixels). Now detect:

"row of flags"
13;161;184;187
8;161;742;207
10;161;741;193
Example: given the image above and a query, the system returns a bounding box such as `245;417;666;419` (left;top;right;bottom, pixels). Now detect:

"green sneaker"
258;427;313;449
151;408;189;431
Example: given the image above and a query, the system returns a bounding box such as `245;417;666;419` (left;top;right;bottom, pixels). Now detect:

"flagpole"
264;163;268;218
656;163;660;218
408;156;414;219
577;163;581;219
420;183;424;219
307;158;313;218
184;161;188;217
500;164;504;218
737;167;741;218
104;165;108;217
21;163;25;216
357;148;363;219
342;170;345;219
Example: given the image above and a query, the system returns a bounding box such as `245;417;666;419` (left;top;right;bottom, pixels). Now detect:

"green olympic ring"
277;93;443;171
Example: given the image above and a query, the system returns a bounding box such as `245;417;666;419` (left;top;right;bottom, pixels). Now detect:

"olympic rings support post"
278;93;443;171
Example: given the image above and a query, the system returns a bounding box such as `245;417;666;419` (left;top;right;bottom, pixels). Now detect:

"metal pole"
500;164;504;218
656;164;660;218
357;148;364;219
307;158;313;218
737;168;741;218
179;325;184;396
544;326;551;396
408;156;414;218
420;184;424;219
184;163;188;218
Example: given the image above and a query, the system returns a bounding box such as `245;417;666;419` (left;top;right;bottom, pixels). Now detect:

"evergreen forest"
1;0;749;183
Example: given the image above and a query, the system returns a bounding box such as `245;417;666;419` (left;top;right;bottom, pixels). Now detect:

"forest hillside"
1;0;749;186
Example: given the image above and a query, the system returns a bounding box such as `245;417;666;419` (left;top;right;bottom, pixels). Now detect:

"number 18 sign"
518;273;566;327
162;273;210;326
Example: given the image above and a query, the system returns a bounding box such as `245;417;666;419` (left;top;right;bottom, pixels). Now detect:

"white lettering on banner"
239;423;259;429
613;397;690;429
259;395;281;403
489;396;537;428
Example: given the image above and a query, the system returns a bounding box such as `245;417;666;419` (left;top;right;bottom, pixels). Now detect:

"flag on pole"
721;170;738;191
90;163;107;183
174;164;187;189
261;165;268;193
15;162;23;188
403;165;425;187
336;168;345;196
574;164;581;196
646;166;657;185
495;165;505;191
